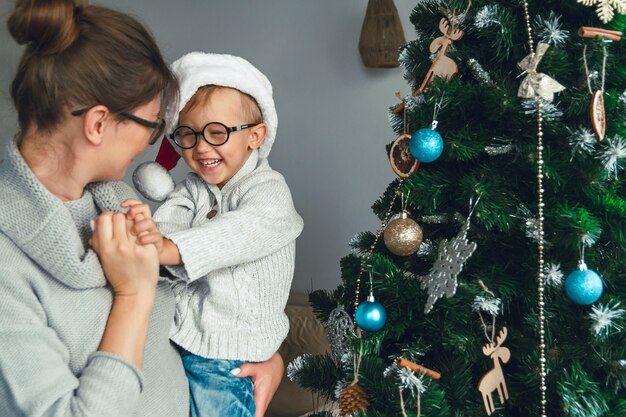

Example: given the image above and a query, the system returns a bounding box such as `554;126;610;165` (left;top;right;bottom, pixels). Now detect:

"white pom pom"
132;162;176;202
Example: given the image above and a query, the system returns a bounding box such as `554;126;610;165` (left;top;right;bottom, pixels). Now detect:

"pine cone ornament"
339;383;369;416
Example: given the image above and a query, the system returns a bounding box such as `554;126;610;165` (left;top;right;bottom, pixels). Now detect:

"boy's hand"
121;199;164;255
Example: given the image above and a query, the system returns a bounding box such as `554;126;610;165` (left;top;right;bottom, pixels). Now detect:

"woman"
0;1;282;416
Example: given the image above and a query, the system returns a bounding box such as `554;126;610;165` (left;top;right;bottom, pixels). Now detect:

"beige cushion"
266;293;332;417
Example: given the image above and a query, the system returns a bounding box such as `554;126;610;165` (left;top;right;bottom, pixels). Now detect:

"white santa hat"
133;52;278;202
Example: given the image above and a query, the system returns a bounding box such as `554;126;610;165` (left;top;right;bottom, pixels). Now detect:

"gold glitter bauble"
383;211;423;256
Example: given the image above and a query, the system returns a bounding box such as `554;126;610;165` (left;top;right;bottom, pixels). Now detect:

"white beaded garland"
521;0;549;413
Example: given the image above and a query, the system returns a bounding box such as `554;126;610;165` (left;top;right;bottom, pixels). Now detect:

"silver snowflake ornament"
419;220;477;313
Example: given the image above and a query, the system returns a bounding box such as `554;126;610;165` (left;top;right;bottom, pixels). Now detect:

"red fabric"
155;137;180;171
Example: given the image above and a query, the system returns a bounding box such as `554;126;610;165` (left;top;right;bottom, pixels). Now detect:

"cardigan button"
206;209;218;219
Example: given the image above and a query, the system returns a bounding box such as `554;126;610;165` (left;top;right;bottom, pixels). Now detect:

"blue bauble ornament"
409;128;444;163
355;296;387;332
564;261;604;305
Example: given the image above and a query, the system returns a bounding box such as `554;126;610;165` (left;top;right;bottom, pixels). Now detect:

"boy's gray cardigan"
0;140;189;417
154;149;303;361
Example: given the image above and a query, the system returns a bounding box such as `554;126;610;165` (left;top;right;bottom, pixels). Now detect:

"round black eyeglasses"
170;122;259;149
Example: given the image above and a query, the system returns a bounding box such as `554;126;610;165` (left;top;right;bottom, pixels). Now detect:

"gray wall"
0;0;416;293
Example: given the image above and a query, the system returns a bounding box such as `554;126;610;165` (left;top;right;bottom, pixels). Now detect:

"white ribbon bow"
517;43;565;102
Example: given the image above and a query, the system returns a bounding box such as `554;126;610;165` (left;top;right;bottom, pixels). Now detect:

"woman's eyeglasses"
71;107;166;145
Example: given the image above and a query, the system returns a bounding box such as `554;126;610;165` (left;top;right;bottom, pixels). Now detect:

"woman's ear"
247;123;268;150
83;105;110;146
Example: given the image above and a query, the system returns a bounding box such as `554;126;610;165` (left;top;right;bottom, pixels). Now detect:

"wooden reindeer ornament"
477;327;511;415
421;18;464;89
393;1;471;113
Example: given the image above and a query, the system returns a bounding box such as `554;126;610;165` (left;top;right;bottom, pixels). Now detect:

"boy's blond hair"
183;85;263;125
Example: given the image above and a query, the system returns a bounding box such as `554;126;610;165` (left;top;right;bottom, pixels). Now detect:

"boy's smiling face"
179;87;265;188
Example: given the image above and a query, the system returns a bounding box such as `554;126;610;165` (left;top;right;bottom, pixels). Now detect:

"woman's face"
103;95;162;180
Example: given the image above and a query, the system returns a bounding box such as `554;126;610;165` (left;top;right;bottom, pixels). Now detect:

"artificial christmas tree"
288;1;626;416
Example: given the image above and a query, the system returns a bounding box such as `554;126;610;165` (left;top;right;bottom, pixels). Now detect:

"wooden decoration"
421;18;464;87
591;91;606;141
578;26;622;42
579;28;618;141
393;4;472;113
358;0;406;68
389;134;420;178
477;327;511;416
581;43;608;141
396;358;441;380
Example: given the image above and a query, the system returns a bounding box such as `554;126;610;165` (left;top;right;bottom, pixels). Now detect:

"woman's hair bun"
7;0;81;54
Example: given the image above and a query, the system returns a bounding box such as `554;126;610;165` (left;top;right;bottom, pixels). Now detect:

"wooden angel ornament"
477;327;511;415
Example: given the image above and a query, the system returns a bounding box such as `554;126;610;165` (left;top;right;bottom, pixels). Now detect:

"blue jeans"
181;352;255;417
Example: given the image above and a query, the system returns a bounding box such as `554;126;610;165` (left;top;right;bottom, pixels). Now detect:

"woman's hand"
235;352;284;417
90;211;160;368
121;199;164;255
89;211;159;297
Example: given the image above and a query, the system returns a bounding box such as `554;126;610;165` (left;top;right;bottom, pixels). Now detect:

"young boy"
135;52;303;417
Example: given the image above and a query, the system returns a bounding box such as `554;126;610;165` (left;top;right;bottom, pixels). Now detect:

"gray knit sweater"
0;139;188;417
154;149;303;362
